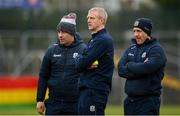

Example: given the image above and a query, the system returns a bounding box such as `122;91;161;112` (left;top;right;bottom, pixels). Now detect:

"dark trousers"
44;98;78;115
124;96;160;115
78;88;108;115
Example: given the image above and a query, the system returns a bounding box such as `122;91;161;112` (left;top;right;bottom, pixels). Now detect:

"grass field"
0;104;180;115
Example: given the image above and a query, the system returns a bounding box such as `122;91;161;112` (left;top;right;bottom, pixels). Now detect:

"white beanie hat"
57;13;76;36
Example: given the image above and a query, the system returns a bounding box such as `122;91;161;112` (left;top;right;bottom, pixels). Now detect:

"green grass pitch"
0;104;180;115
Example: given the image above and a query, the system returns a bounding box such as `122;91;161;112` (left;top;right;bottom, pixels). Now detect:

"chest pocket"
66;45;84;68
139;44;158;62
140;50;148;62
127;47;136;62
66;51;76;67
51;51;65;71
127;46;148;62
136;48;150;62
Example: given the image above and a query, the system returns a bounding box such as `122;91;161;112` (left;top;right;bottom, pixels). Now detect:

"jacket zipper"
62;48;68;80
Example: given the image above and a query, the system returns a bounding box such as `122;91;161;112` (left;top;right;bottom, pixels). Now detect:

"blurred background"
0;0;180;115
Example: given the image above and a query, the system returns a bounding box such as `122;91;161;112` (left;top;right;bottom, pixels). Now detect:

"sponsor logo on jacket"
53;54;61;57
128;53;134;56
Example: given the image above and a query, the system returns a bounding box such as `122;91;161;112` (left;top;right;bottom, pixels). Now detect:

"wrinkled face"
133;27;149;45
57;31;74;46
87;10;103;33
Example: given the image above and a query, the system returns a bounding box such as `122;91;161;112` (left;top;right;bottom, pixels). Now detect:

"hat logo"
134;21;139;26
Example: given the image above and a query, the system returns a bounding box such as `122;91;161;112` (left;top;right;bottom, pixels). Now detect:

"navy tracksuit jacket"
75;29;114;115
36;33;87;115
76;28;114;92
118;37;166;115
118;38;166;97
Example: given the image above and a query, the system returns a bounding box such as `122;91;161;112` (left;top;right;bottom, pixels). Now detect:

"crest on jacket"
73;52;79;58
142;52;146;58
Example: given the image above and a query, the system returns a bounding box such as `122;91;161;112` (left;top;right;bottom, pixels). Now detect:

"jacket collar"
131;37;157;47
91;28;106;38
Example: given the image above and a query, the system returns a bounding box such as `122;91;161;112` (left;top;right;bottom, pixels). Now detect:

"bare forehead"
87;10;99;17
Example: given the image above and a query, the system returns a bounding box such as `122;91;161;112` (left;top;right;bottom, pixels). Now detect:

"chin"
88;27;92;30
60;42;65;44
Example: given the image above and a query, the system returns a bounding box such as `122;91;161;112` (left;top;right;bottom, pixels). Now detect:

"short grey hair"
89;7;108;25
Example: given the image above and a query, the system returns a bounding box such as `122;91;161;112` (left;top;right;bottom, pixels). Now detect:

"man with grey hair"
75;7;114;115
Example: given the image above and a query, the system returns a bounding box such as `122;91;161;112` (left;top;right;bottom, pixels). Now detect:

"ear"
100;18;105;25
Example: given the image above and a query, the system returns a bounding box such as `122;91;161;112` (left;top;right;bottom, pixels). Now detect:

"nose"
58;32;63;38
133;31;138;37
87;18;91;23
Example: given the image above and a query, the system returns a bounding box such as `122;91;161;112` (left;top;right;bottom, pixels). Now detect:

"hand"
36;101;45;115
144;58;148;63
89;60;99;69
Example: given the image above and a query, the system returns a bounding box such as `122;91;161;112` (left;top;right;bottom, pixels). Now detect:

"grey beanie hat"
57;13;76;36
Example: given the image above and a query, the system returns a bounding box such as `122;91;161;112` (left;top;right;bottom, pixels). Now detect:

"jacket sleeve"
79;43;87;55
118;49;135;79
75;38;111;72
36;49;51;102
127;46;166;75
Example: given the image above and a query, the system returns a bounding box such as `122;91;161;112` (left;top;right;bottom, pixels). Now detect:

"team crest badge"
142;52;146;58
73;52;79;58
90;105;95;112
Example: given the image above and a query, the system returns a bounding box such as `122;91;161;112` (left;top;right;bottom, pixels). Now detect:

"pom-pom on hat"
57;13;76;36
133;18;152;36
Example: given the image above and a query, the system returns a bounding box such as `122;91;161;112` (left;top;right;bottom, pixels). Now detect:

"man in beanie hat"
57;13;77;37
36;13;86;115
118;17;167;115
